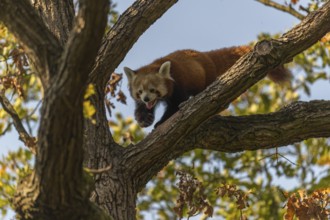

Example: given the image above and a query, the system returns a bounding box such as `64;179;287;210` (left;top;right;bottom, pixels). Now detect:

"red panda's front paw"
135;111;155;127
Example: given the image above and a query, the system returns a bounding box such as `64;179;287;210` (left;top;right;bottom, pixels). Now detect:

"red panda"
124;45;290;128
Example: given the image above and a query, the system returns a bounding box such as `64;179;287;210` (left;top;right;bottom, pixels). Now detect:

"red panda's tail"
267;65;292;83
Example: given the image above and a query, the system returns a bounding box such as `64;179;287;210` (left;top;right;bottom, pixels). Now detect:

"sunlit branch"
256;0;305;20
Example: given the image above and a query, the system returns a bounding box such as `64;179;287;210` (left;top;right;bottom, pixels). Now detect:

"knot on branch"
253;39;283;67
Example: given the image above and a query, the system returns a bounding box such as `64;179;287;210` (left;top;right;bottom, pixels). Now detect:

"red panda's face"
124;61;174;110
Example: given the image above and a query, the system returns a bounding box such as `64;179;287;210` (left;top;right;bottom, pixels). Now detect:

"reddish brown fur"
126;45;290;127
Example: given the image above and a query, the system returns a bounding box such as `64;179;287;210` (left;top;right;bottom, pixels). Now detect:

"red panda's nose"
143;97;150;102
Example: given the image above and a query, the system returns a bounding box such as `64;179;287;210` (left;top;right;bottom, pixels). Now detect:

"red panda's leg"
155;102;179;127
134;102;155;127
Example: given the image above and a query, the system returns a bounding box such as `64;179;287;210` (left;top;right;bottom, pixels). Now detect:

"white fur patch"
158;61;174;81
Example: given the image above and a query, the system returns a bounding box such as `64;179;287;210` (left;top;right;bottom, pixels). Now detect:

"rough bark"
31;0;75;45
181;100;330;153
6;0;111;219
83;1;179;219
0;0;329;220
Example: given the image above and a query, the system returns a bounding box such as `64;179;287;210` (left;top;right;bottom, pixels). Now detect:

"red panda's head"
124;61;174;110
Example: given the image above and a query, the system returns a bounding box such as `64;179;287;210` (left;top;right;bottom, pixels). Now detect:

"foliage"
0;23;39;218
284;189;330;220
0;24;41;137
0;148;33;216
109;112;145;147
173;171;213;219
0;0;329;220
105;73;127;117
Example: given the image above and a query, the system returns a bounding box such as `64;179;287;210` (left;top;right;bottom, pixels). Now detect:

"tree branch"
255;0;305;20
122;1;330;190
181;100;330;153
83;0;179;173
0;92;36;154
0;0;62;86
89;0;179;86
13;1;111;218
132;100;330;189
57;0;109;85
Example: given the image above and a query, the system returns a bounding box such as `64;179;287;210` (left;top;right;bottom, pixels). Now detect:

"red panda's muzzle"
146;100;157;110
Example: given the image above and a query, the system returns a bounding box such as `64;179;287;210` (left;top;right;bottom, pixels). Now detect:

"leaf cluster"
0;148;32;216
173;170;213;219
0;24;41;138
284;189;330;220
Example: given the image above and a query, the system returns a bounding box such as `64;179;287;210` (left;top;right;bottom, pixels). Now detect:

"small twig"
84;164;113;174
255;0;305;20
258;153;275;161
299;5;310;14
0;91;36;154
24;100;42;134
277;153;299;166
259;152;299;166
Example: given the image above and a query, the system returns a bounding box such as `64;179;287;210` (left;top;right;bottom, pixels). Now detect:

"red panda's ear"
124;67;136;82
159;61;173;80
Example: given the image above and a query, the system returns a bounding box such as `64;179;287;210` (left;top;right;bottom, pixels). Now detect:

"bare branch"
122;1;330;189
84;164;113;174
256;0;305;20
0;92;36;154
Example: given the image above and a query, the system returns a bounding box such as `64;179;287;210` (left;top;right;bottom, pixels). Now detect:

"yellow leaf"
249;103;258;113
321;32;330;43
317;154;330;165
84;83;96;99
83;100;96;119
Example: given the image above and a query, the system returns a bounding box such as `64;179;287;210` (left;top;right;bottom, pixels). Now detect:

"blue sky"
1;0;329;219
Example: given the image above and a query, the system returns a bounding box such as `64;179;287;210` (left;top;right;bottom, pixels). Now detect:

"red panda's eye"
138;90;142;94
149;88;155;93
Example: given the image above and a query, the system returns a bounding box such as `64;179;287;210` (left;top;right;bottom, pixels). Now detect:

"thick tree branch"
82;2;180;215
0;92;36;154
31;0;75;45
256;0;305;20
0;0;62;86
181;100;330;153
13;1;111;219
83;0;179;177
37;0;109;194
132;100;330;189
89;0;179;86
57;0;109;86
122;1;330;190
